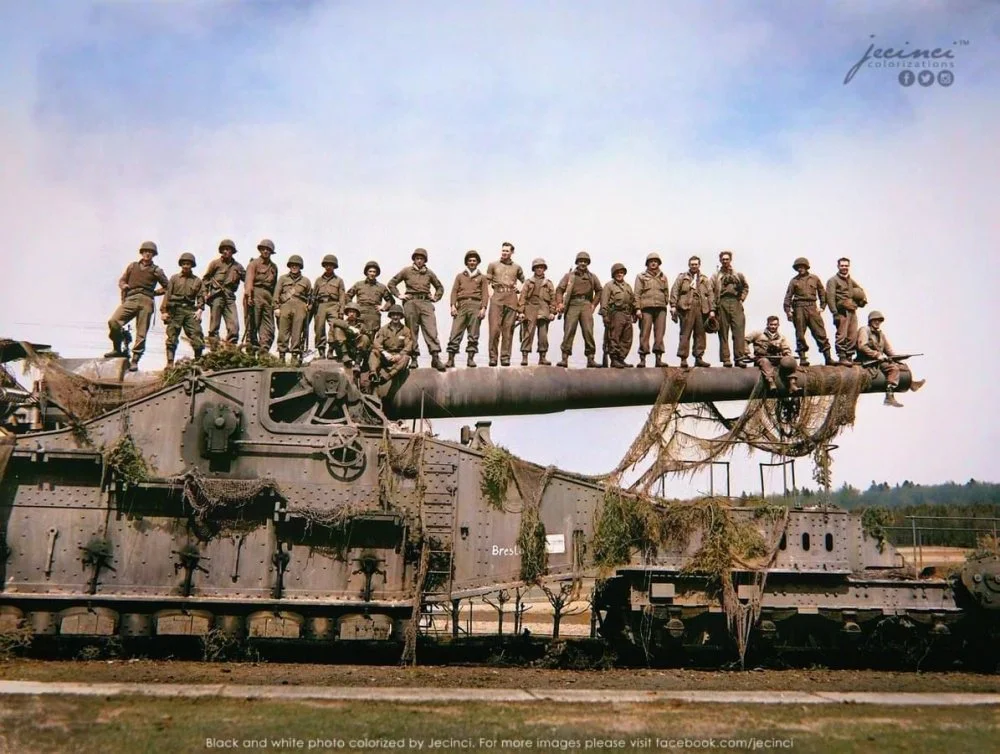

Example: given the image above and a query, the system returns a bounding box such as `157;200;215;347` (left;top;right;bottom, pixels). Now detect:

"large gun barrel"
383;366;914;420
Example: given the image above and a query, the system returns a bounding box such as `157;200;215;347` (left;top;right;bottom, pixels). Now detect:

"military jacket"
388;265;444;300
518;275;555;318
746;329;792;359
555;270;602;305
374;321;414;354
246;257;278;294
347;279;394;310
633;270;670;309
203;258;246;298
856;326;895;360
119;260;169;298
600;280;636;315
712;268;749;302
164;273;204;309
276;273;312;305
669;272;715;313
783;273;826;312
450;270;489;305
486;260;525;290
314;273;347;307
825;274;867;314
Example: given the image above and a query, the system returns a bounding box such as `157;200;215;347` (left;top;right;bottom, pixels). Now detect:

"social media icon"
918;70;935;87
898;70;915;87
937;70;954;87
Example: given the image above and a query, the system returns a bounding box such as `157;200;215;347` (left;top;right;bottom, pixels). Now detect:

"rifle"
241;295;255;348
858;353;922;369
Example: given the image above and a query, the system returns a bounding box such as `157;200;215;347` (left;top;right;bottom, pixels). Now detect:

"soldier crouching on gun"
202;238;246;349
313;254;347;360
161;252;205;366
108;240;169;371
856;310;925;408
447;250;489;369
600;263;637;368
747;316;803;394
275;255;312;365
329;303;371;371
369;305;414;386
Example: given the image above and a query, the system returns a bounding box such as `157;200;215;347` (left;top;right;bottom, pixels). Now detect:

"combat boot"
521;353;529;367
798;354;810;367
538;354;551;366
128;355;141;373
766;377;778;392
343;357;355;369
557;353;570;368
611;360;624;369
910;378;926;392
165;350;176;368
193;347;204;359
467;354;477;368
445;353;456;369
679;359;689;368
279;352;287;364
501;358;510;367
884;387;903;408
654;354;666;368
104;348;123;359
431;354;446;372
637;354;646;368
787;376;803;395
823;349;836;366
694;357;711;368
489;359;498;367
586;356;599;368
723;361;733;368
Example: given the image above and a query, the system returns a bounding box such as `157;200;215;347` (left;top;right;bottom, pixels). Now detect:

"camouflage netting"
180;470;281;538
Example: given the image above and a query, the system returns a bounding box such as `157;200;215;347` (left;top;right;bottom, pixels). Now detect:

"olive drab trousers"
638;307;667;356
249;288;275;351
370;350;411;380
488;290;519;363
403;297;442;357
605;310;634;362
676;307;707;360
833;310;859;359
561;299;596;357
314;301;344;357
520;308;550;355
792;303;830;357
447;300;483;355
109;293;154;356
277;299;309;357
208;295;240;346
164;306;204;353
358;308;382;338
716;296;746;364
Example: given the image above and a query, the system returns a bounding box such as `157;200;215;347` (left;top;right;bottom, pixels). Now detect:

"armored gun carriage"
0;353;996;666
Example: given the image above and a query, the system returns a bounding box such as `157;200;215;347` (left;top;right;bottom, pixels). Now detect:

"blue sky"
1;0;998;493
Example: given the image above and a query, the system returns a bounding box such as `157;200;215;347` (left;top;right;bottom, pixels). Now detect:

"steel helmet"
575;251;591;264
178;252;197;267
364;260;381;275
531;257;547;270
257;239;275;252
645;252;661;265
412;247;428;261
611;262;627;276
868;310;885;323
464;250;481;264
321;254;339;268
388;304;405;317
792;257;810;270
705;315;720;334
344;302;361;315
219;238;237;252
139;241;158;256
287;254;304;268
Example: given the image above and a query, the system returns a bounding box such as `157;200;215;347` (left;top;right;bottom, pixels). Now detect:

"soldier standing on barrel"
600;263;638;369
669;255;715;369
518;258;556;366
633;252;670;368
161;252;205;367
387;248;446;371
485;242;525;367
826;257;867;366
244;239;278;352
783;257;835;366
275;255;312;365
446;250;489;369
555;251;602;368
711;250;750;368
347;261;395;338
313;254;347;360
202;238;245;349
107;240;169;372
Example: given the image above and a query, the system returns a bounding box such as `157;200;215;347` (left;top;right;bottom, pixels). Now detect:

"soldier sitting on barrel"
329;302;371;371
856;310;925;408
746;315;803;394
369;304;414;385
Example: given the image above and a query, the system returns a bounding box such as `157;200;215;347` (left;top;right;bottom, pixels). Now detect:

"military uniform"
783;258;833;366
162;256;205;364
669;270;715;365
599;267;637;368
108;243;169;367
826;272;867;363
275;261;312;362
370;312;414;382
518;260;555;365
202;242;246;347
634;256;670;366
313;260;348;359
329;307;371;369
245;242;278;351
746;326;801;391
555;261;602;367
485;258;525;366
447;260;490;364
347;264;394;336
387;252;445;367
857;312;907;406
711;265;749;366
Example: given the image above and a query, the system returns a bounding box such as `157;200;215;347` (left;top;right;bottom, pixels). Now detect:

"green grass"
0;697;996;754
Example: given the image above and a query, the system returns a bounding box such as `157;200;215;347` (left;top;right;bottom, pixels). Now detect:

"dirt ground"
3;658;999;692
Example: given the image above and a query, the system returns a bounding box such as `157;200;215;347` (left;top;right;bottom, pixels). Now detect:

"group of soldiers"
106;240;921;404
